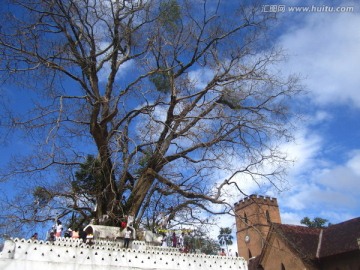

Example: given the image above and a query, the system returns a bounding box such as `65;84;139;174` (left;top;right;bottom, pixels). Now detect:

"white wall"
0;238;248;270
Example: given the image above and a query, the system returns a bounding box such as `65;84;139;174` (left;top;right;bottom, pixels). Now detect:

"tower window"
266;210;271;223
244;212;248;224
248;249;252;259
281;263;285;270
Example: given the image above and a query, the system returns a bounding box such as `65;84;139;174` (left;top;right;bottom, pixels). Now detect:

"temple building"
234;194;360;270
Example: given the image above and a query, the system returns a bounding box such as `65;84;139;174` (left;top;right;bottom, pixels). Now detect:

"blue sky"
273;0;360;225
220;0;360;228
210;0;360;251
0;0;359;243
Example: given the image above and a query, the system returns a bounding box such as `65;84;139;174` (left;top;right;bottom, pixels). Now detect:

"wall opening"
266;210;271;223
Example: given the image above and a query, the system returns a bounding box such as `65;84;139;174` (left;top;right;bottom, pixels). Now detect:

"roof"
259;217;360;264
272;223;321;260
319;217;360;257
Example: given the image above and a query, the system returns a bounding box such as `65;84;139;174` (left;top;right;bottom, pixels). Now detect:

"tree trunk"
90;115;118;225
127;169;156;219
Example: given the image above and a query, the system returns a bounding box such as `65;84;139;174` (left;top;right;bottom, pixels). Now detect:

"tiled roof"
272;217;360;260
319;217;360;258
248;217;360;269
273;223;321;260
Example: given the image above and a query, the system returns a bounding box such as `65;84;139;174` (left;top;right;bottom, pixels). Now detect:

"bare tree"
0;0;300;232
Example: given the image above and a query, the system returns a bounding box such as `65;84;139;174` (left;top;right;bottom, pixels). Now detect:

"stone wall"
0;237;248;270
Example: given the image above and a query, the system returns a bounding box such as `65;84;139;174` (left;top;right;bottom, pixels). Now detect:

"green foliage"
186;231;220;255
33;186;53;206
149;70;171;93
72;155;104;197
216;88;242;110
218;227;234;246
136;147;155;175
199;238;221;255
159;0;181;32
300;217;329;228
67;214;90;231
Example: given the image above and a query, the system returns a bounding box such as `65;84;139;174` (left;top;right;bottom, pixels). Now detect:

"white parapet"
0;237;248;270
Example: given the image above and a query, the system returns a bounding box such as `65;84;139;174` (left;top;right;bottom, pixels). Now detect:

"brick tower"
234;195;281;261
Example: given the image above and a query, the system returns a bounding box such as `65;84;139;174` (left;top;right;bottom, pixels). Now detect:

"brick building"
234;194;360;270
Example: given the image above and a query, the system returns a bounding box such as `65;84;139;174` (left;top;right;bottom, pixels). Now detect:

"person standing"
64;228;72;238
55;220;63;238
71;228;79;239
171;232;177;248
178;232;184;248
47;231;56;242
123;228;132;249
161;233;168;247
79;228;87;243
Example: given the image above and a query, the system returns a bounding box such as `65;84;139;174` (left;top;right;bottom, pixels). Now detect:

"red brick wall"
235;195;281;261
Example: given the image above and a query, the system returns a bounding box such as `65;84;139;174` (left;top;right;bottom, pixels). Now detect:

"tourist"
72;228;79;239
64;228;72;238
31;233;38;241
171;232;177;248
124;228;132;249
161;233;167;247
55;220;63;238
47;231;56;242
178;232;184;248
79;228;87;243
220;248;226;256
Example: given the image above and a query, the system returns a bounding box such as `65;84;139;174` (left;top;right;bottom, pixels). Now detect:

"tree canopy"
218;227;233;246
300;217;330;228
0;0;300;236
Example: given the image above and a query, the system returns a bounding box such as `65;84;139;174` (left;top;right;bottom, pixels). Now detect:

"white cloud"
280;128;323;176
98;59;135;82
347;150;360;176
269;9;360;225
280;211;303;225
316;151;360;198
310;110;332;124
264;107;359;223
210;113;326;208
188;68;214;89
279;145;360;223
279;13;360;108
